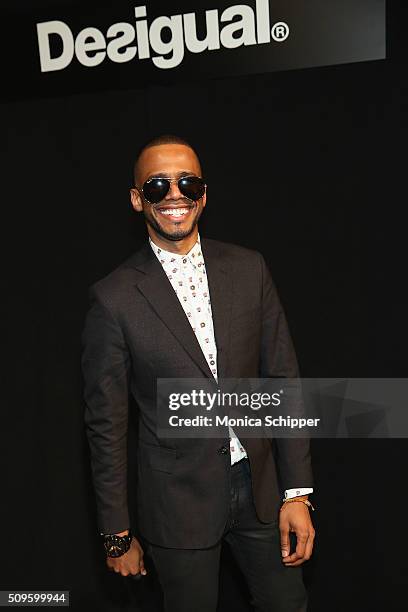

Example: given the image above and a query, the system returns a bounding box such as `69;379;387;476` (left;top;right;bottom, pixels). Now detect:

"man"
81;135;315;612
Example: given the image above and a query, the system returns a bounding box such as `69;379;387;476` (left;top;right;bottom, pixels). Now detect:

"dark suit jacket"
81;237;313;548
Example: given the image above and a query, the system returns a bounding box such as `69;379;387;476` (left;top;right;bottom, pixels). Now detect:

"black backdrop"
2;1;407;611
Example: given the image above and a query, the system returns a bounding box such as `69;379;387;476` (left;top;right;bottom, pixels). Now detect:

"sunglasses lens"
143;178;170;203
179;176;206;201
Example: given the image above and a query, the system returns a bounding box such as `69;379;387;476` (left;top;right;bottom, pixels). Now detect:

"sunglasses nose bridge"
164;178;183;200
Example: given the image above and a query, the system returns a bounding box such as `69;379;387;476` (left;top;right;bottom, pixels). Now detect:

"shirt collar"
149;234;203;268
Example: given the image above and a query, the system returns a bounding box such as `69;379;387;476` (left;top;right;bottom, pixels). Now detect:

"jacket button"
218;445;229;454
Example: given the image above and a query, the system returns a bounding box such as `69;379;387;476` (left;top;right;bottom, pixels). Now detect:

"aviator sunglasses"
139;175;206;205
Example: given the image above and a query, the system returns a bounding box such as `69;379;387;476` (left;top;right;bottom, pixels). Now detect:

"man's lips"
154;201;193;211
154;202;195;221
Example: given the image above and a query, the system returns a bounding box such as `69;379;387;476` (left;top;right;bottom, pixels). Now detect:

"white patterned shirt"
149;234;313;499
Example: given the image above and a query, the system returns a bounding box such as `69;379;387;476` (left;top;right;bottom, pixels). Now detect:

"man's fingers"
283;530;315;566
280;527;291;558
106;547;147;577
295;531;308;558
129;548;147;576
303;528;315;560
282;531;308;564
139;556;147;576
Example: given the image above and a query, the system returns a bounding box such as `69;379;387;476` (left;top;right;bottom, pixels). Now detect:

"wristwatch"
101;529;132;558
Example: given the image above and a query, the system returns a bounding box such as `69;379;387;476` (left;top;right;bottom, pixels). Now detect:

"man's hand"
106;535;147;577
279;499;315;567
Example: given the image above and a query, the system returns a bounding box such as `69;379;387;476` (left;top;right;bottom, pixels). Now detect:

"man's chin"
147;218;197;242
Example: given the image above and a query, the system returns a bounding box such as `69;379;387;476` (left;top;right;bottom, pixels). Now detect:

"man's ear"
130;188;143;212
201;187;207;209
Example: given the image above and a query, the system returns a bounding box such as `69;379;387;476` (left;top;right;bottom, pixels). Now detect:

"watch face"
104;534;130;557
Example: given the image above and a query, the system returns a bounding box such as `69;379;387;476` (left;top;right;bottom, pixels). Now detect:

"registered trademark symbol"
271;21;289;42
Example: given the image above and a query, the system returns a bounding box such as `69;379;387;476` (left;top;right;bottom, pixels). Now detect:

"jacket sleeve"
258;252;314;491
81;284;131;534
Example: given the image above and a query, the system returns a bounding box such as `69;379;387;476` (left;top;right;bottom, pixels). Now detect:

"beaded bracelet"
280;498;315;511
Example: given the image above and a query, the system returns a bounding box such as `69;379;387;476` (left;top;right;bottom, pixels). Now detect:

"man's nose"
164;179;183;201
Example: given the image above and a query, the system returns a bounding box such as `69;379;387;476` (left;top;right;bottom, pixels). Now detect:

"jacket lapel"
126;238;233;380
201;238;233;379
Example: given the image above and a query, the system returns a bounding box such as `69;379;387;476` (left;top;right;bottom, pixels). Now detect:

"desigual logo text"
36;2;290;72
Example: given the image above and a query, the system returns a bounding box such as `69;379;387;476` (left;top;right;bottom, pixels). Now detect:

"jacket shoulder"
202;237;262;264
86;246;148;307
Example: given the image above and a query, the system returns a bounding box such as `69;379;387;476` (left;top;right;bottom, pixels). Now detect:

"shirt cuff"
284;488;314;500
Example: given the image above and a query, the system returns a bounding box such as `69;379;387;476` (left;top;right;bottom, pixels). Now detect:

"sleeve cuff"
284;487;314;500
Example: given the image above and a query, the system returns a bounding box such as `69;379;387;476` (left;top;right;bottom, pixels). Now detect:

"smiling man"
81;134;315;612
131;138;207;245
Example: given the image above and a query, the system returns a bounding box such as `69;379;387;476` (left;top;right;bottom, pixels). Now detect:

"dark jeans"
146;458;308;612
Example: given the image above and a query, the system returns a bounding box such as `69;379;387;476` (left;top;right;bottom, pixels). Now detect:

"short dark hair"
133;134;200;186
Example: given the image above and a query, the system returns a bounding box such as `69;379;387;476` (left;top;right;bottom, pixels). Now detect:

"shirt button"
183;258;187;263
210;360;215;365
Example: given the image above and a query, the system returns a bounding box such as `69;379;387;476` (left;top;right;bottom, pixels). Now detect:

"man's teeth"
159;208;189;216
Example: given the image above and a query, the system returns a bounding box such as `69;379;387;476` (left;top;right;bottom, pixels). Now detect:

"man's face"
130;144;206;242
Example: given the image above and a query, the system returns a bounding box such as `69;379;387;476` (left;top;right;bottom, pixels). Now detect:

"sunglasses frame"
138;175;207;205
